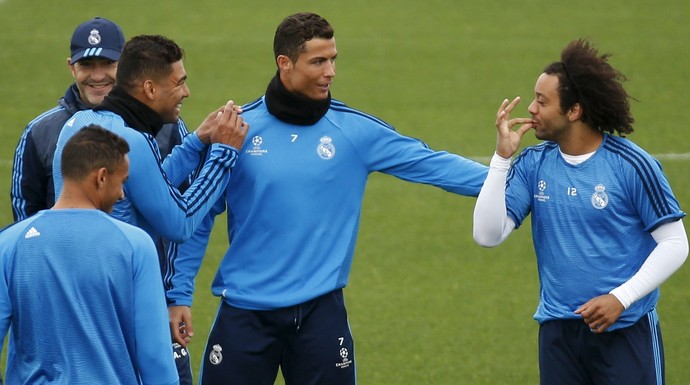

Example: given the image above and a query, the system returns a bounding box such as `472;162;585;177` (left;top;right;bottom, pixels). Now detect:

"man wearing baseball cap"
10;17;196;385
11;16;125;221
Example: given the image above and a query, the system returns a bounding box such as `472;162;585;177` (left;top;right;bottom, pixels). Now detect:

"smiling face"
149;60;190;123
69;57;118;107
279;37;336;101
527;73;571;142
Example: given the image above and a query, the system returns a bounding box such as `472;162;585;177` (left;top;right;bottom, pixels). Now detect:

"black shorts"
173;342;193;385
538;310;664;385
200;289;356;385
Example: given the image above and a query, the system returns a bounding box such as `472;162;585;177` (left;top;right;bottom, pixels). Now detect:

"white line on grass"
469;152;690;164
0;153;689;168
655;153;690;160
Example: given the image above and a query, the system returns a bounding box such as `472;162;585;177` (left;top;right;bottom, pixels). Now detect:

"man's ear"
568;103;583;122
277;55;292;72
67;58;76;76
143;79;156;100
96;167;109;190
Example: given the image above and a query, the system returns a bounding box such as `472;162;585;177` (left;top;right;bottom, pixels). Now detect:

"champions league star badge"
591;184;609;209
88;29;102;45
317;136;335;160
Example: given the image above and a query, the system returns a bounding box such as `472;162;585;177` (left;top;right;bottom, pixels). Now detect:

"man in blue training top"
10;17;191;223
16;21;233;384
10;19;199;382
168;12;488;385
50;34;248;385
473;39;688;384
53;34;247;243
0;125;178;385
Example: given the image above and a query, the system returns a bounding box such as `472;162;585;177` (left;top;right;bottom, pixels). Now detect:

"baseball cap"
70;17;125;63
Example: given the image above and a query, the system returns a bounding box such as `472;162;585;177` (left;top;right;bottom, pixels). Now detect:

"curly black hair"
543;39;635;136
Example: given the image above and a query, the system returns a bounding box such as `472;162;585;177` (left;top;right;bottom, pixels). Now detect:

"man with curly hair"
473;39;688;385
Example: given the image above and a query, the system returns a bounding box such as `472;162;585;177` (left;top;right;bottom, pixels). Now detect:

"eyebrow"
173;74;187;85
309;52;337;62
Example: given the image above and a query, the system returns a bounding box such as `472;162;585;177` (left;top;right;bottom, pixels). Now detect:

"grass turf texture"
1;0;688;383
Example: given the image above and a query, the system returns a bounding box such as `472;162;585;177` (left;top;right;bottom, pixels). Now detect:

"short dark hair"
61;125;130;181
543;39;634;136
273;12;334;63
116;34;184;92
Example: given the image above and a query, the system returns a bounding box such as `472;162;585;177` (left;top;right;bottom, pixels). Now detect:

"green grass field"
1;0;689;383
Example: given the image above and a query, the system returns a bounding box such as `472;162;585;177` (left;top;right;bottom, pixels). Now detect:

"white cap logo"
88;29;101;45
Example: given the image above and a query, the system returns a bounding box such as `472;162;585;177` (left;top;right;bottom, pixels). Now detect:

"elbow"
473;229;503;248
472;211;507;247
161;226;194;244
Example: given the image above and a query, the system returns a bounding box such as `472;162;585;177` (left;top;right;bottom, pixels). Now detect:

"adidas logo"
24;227;41;239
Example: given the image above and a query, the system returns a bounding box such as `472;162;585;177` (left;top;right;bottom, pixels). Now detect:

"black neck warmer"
94;86;165;136
264;71;331;126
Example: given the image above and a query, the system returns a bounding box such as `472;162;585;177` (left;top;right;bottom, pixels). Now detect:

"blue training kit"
505;134;684;330
178;71;489;384
0;210;179;385
505;134;684;384
52;109;238;243
170;96;488;311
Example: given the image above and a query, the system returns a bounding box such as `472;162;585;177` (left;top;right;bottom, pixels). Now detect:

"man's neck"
94;86;166;136
558;123;604;155
52;184;98;211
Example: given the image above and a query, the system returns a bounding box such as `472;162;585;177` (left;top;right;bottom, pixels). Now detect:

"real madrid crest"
209;344;223;365
316;136;335;160
591;184;609;209
88;29;102;45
